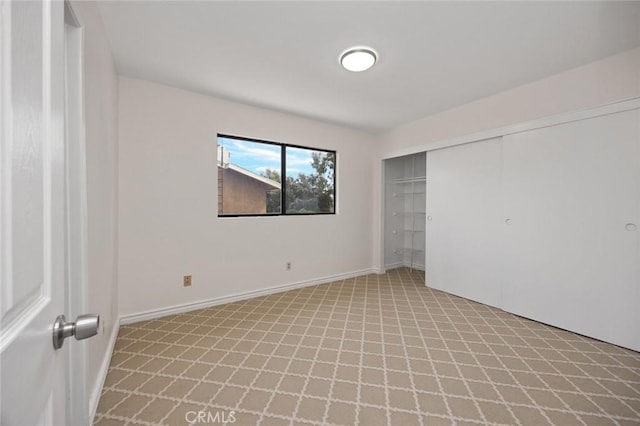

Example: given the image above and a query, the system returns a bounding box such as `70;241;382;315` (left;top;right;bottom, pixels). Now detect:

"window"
217;134;336;216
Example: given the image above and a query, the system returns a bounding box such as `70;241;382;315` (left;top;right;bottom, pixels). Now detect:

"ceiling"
98;1;640;133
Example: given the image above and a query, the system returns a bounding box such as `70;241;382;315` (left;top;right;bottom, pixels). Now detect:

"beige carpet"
94;268;640;425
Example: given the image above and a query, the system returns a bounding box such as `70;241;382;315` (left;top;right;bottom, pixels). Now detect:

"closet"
383;152;426;271
422;106;640;351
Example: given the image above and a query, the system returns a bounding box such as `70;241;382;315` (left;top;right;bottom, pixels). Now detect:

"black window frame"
217;133;337;217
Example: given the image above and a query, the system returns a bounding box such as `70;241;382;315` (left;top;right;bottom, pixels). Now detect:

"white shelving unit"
383;152;426;271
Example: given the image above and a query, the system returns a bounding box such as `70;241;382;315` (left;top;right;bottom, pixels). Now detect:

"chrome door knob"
53;313;100;350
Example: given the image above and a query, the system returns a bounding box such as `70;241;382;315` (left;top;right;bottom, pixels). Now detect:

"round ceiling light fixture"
340;47;377;72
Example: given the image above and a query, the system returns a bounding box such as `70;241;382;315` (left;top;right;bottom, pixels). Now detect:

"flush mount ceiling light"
340;47;377;72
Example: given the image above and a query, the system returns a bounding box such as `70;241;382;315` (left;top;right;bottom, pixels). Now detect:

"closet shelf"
391;211;425;215
392;248;425;254
390;229;425;235
391;191;425;197
395;177;426;183
384;152;426;272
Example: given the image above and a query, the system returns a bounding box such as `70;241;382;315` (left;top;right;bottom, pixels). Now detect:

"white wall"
70;0;119;416
118;77;375;318
381;47;640;157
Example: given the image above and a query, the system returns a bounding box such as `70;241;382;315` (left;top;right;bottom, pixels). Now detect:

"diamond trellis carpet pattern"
94;268;640;426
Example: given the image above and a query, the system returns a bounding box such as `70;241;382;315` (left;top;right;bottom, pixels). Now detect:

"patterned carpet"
94;268;640;425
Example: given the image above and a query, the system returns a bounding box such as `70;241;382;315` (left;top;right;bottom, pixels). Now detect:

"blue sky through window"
219;137;315;177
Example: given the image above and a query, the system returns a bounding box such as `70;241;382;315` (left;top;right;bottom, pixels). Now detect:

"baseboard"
384;262;425;272
120;268;378;325
383;261;405;271
89;317;120;424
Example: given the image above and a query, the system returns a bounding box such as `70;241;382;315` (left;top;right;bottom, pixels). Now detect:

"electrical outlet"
183;275;192;287
286;262;292;271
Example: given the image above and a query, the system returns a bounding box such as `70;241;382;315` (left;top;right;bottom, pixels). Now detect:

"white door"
1;1;68;424
502;109;640;351
425;138;504;308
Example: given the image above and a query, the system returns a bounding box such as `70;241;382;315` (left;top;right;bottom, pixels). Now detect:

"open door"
1;1;98;424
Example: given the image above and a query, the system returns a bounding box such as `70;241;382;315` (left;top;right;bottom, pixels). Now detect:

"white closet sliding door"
426;137;504;308
502;110;640;351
